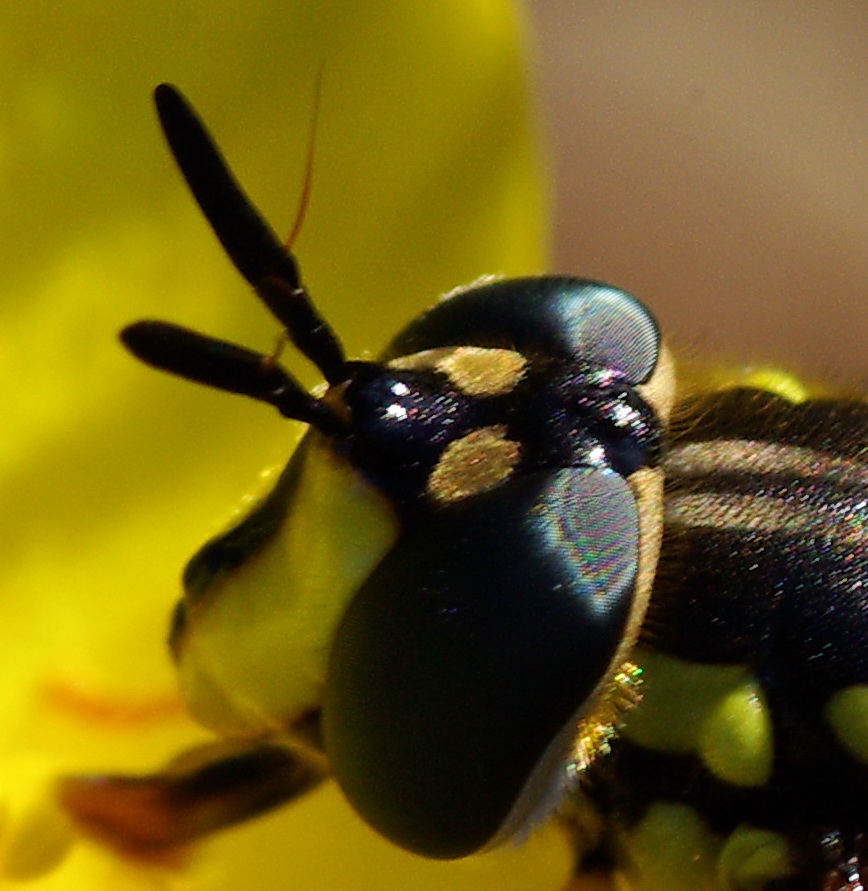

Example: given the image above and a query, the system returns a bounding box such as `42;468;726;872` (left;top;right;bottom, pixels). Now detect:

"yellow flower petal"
1;1;562;889
0;758;76;881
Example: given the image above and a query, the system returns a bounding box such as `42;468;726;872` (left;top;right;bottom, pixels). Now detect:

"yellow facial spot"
824;684;868;763
698;680;773;787
389;346;527;397
426;425;520;504
435;347;527;396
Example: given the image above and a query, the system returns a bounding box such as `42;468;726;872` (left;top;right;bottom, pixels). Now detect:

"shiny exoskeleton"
577;386;868;891
57;85;867;891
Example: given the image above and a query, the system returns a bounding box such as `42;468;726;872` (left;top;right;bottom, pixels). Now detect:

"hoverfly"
59;85;867;891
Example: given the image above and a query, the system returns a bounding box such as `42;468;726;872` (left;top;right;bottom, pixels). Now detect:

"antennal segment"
153;83;346;385
121;320;345;433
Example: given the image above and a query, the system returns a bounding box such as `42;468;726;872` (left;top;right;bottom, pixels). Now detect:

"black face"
334;344;663;510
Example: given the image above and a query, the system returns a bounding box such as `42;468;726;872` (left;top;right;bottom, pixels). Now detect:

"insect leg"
57;740;326;862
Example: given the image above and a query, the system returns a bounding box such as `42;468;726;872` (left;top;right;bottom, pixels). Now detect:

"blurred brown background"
528;2;866;387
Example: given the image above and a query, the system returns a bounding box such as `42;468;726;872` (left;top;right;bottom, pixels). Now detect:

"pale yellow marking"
388;346;452;374
699;680;773;787
389;346;527;397
603;341;676;715
437;274;503;303
672;360;821;404
665;489;864;547
614;805;794;890
559;340;677;800
825;684;868;763
618;802;721;891
623;649;775;787
636;342;676;427
737;368;811;403
717;826;793;889
177;433;399;738
436;346;527;396
623;648;750;753
626;467;665;657
665;440;867;488
426;425;520;504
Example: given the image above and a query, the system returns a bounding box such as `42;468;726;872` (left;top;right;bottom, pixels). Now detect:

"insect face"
118;85;675;860
60;84;866;891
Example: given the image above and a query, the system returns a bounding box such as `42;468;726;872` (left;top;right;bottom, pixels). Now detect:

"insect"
59;85;867;891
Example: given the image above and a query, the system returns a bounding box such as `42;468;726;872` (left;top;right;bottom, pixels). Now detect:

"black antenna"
121;84;350;430
121;321;342;432
152;83;346;384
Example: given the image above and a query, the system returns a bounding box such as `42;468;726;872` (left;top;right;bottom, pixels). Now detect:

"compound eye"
324;465;642;858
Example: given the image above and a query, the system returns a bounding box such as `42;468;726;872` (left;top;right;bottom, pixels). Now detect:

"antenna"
120;84;349;431
120;321;342;431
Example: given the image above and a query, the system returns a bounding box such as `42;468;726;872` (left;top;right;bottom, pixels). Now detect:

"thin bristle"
284;68;323;252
